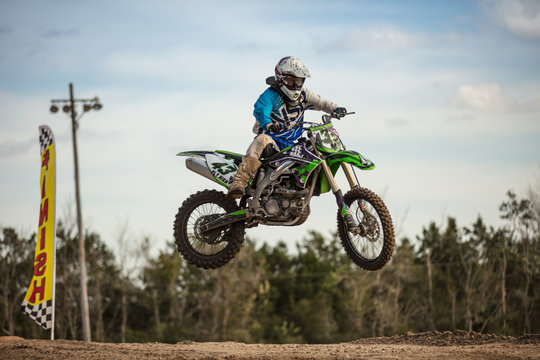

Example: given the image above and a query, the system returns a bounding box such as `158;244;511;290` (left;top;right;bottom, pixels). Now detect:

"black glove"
267;122;285;133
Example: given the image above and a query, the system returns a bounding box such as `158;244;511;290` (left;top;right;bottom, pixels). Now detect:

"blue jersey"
253;87;338;150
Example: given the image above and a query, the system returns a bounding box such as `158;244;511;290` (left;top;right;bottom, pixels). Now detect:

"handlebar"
309;111;355;127
277;111;355;132
326;111;355;120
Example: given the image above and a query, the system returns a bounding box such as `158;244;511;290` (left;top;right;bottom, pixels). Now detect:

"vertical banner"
21;125;57;338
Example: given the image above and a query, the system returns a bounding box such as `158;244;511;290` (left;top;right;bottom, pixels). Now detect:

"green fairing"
222;209;246;218
177;151;207;157
215;150;243;159
295;160;321;185
215;177;229;189
317;167;339;194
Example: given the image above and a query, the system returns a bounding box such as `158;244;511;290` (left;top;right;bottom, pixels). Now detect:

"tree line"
1;190;538;343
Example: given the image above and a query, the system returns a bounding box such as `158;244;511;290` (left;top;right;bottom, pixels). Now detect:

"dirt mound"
0;336;24;341
352;330;538;346
517;333;540;344
1;333;539;360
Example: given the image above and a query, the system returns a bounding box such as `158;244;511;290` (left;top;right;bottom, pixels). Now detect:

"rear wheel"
337;187;394;270
174;190;245;269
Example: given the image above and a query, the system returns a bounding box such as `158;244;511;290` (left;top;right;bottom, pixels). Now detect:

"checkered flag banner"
21;299;53;330
22;125;57;337
39;126;54;153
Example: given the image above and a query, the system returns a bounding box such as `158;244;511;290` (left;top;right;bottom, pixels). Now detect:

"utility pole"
50;83;102;342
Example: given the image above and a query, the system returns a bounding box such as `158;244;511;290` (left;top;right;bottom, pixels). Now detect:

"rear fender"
177;151;240;188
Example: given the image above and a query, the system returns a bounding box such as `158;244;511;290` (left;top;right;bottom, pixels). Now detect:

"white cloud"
334;25;430;51
481;0;540;40
449;83;540;112
102;47;267;90
450;83;512;111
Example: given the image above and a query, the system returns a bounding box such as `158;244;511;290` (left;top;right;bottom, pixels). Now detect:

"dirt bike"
174;112;394;270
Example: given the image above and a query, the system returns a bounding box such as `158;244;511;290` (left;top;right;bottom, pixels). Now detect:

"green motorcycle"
174;112;394;270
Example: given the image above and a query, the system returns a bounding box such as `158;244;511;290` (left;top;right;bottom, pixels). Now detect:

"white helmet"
274;56;311;102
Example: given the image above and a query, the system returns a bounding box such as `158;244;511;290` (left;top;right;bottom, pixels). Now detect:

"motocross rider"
228;56;346;199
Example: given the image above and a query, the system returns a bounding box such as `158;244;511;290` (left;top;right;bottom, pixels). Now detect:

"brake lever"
333;111;356;119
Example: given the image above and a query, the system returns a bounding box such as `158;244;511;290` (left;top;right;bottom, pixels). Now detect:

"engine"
260;175;310;224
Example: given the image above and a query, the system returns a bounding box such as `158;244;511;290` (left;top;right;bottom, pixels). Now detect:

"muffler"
185;158;219;185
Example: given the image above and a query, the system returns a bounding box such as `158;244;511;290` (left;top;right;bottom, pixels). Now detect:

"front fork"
320;160;359;229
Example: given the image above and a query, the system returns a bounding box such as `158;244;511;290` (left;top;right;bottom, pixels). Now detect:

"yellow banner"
21;125;56;331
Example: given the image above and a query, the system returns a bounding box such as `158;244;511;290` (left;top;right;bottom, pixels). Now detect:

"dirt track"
2;331;539;359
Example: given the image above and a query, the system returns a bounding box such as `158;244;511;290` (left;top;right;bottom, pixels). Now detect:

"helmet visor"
283;76;305;90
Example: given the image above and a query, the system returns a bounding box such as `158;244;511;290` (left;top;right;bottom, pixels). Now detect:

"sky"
1;0;540;257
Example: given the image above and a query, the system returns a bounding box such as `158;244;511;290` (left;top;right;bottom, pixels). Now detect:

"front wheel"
337;188;394;270
174;189;245;269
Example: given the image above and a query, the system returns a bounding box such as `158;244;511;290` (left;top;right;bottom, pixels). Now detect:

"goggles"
282;76;305;89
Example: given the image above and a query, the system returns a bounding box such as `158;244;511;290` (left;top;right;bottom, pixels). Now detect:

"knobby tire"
174;189;245;269
337;187;395;271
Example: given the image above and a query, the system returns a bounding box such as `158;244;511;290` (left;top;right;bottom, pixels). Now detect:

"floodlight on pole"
49;83;102;342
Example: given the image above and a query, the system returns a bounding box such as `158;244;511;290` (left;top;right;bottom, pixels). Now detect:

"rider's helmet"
274;56;311;103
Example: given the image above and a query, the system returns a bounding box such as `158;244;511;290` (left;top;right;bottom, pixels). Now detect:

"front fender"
317;151;375;194
326;150;375;170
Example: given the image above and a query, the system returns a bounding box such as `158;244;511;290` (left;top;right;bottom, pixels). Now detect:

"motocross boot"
228;156;262;199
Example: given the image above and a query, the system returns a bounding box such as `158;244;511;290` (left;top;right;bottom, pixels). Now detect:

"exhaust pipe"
185;158;219;185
